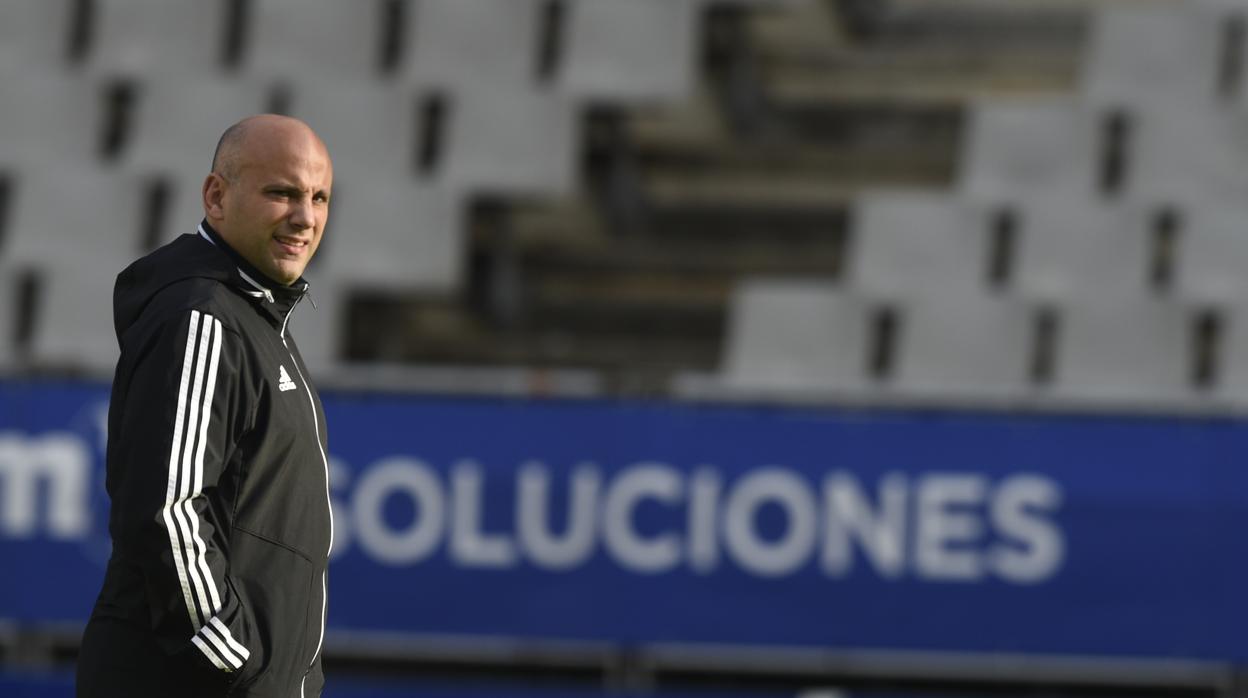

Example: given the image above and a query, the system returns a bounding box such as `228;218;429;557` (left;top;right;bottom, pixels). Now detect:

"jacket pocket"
229;527;313;695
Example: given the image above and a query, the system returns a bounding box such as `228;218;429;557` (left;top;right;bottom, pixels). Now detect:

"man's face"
206;125;333;286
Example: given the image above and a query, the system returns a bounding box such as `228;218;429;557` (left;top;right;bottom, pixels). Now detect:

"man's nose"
289;198;315;229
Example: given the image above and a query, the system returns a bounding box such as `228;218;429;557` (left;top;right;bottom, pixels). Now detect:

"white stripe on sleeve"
191;634;232;672
162;310;204;627
191;317;226;614
178;312;216;621
199;621;243;670
209;616;250;661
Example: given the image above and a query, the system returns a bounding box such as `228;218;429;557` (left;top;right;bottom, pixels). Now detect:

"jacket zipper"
280;294;333;697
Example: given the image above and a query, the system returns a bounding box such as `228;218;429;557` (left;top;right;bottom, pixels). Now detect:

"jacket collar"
197;220;310;337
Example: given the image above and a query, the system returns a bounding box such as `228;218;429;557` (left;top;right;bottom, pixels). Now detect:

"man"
77;115;335;698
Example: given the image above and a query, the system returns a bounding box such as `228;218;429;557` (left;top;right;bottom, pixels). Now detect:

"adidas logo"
277;365;297;392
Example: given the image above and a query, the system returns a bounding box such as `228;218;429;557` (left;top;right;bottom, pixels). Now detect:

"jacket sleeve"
110;307;258;678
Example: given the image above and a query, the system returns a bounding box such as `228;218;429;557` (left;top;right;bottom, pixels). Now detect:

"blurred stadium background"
5;0;1248;696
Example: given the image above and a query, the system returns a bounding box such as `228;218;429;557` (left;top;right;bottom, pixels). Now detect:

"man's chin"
266;259;304;286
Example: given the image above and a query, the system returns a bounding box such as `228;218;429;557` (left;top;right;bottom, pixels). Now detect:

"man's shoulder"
130;276;249;339
117;232;248;333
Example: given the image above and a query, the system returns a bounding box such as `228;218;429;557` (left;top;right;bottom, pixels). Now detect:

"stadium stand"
438;86;580;197
1176;201;1248;303
1081;2;1225;106
886;294;1035;401
401;0;546;90
25;259;121;374
14;0;1247;408
241;0;388;81
846;191;990;299
119;76;271;182
85;0;230;78
720;279;868;393
286;80;424;182
0;74;103;168
0;0;73;72
0;166;148;373
1;167;149;268
0;270;16;371
557;0;700;104
1010;198;1154;302
957;97;1101;205
1127;103;1248;203
14;2;1248;696
315;180;464;291
1051;298;1195;404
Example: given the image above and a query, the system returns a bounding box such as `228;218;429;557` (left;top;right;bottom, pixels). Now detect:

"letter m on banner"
0;432;92;539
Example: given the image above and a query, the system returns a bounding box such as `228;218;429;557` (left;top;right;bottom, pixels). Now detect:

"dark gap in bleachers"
0;278;12;360
828;221;849;281
700;4;739;76
1218;13;1246;100
584;108;649;235
835;205;858;283
702;5;768;137
1029;305;1059;386
468;198;523;329
266;82;293;116
223;0;250;70
378;0;407;74
866;305;899;382
0;173;10;254
536;0;568;85
14;270;40;360
1098;108;1132;198
828;0;890;41
100;80;137;161
141;178;172;254
417;92;449;176
344;290;412;362
67;0;94;65
1192;307;1223;390
1148;204;1181;294
986;206;1017;291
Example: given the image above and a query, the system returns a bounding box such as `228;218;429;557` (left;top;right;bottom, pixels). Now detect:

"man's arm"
110;307;258;677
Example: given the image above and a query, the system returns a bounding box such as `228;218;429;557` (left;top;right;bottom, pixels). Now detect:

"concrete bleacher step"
517;236;843;278
642;201;848;249
623;94;953;179
819;0;1091;47
335;0;1090;394
637;141;952;187
642;172;929;213
345;295;720;389
745;0;1082;105
516;244;732;339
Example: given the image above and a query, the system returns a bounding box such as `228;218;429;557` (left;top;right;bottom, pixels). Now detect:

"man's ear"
203;173;227;221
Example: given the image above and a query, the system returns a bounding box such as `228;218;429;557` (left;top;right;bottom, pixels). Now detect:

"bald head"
202;114;333;285
210;114;329;182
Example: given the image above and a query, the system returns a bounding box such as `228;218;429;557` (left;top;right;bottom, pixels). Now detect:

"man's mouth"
274;235;309;256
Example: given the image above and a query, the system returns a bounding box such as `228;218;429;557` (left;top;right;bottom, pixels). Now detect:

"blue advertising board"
1;379;1247;661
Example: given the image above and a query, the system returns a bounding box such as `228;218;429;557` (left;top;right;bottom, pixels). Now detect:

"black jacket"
79;223;333;698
